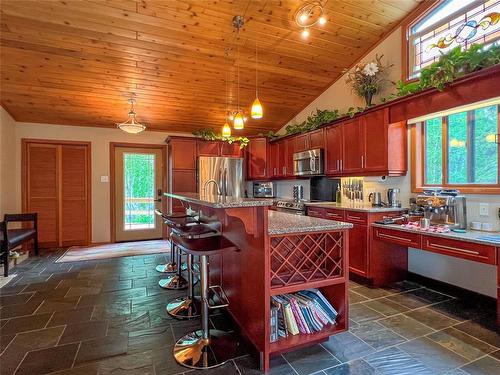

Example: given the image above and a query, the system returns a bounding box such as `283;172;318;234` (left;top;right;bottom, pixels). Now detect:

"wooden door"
342;119;364;173
268;142;279;177
348;223;368;276
285;137;295;177
114;147;163;242
363;109;388;172
277;140;287;177
247;138;268;180
295;134;309;152
197;140;220;156
309;129;325;149
325;125;343;175
61;145;90;247
23;140;90;248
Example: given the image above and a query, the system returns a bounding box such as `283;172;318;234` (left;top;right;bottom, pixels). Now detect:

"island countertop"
268;211;352;235
165;192;274;208
305;201;406;213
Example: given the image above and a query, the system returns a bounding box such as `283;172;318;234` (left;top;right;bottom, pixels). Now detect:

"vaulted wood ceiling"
0;0;420;135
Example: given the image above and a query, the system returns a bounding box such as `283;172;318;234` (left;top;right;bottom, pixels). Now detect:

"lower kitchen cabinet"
347;223;368;276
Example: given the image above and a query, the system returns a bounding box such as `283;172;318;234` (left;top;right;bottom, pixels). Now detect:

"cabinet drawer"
324;208;345;221
374;227;421;247
307;207;326;218
422;236;496;265
344;210;368;224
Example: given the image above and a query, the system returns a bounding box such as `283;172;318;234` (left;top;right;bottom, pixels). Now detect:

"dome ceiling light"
116;98;146;134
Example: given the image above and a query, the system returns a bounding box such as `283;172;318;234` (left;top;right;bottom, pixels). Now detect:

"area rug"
56;240;169;263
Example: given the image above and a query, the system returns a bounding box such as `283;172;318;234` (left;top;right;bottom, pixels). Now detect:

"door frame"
21;138;92;247
109;142;168;243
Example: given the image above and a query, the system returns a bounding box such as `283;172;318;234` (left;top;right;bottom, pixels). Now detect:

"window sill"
412;186;500;195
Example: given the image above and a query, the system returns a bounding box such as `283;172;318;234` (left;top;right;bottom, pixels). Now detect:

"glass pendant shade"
222;122;231;137
116;99;146;134
251;97;263;119
233;112;244;129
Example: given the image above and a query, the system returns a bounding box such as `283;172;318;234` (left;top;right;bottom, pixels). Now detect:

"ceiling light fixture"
251;36;263;119
295;1;327;40
232;15;246;130
222;57;232;138
116;98;146;134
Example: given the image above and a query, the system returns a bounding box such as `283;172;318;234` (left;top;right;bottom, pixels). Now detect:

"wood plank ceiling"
0;0;420;135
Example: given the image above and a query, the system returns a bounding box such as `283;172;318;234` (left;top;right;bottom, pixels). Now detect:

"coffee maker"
415;191;467;229
387;188;401;207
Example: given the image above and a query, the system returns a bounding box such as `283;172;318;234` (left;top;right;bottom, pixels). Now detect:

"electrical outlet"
479;203;489;216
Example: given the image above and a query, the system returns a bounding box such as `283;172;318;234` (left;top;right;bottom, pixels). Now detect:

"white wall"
0;107;16;218
273;26;500;298
8;120;190;243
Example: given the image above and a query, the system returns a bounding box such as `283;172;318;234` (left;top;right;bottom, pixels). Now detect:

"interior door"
114;147;163;242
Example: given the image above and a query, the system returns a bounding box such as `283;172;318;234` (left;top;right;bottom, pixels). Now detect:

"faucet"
203;179;222;197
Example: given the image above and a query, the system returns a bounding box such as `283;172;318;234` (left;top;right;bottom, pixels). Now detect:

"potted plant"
344;55;393;107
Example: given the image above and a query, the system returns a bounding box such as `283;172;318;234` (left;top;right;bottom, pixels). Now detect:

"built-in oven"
293;149;324;176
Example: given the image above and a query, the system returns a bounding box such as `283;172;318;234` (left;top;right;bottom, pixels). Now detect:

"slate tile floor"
1;252;499;375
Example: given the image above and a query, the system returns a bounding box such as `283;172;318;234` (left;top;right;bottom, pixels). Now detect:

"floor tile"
365;347;434;375
362;298;410;316
350;285;393;300
405;307;461;330
0;298;43;319
348;290;367;304
349;304;384;323
398;337;468;373
460;355;500;375
322;332;375;363
378;314;435;340
0;312;52;335
59;320;108;344
453;320;500;347
48;306;94;327
15;342;79;375
74;332;128;365
0;292;34;306
35;296;80;313
350;321;407;350
128;324;175;353
427;299;486;322
323;359;376;375
283;344;340;375
65;286;102;298
235;354;296;375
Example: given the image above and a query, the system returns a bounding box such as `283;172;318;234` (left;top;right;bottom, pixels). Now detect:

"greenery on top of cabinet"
192;128;250;149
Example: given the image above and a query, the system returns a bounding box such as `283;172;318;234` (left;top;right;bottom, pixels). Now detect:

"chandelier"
116;98;146;134
295;0;327;39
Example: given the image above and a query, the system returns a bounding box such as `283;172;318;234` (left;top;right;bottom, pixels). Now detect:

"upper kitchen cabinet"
294;129;324;152
220;142;243;157
246;137;269;180
197;140;243;157
325;108;407;177
170;137;197;170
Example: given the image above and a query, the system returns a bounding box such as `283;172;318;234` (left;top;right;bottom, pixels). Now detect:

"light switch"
479;203;489;216
100;175;109;183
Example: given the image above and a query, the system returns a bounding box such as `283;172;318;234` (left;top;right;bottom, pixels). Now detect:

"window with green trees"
423;104;499;188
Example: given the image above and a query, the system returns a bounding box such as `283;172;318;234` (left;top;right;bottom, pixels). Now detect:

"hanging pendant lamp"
116;98;146;134
232;15;246;130
251;37;263;119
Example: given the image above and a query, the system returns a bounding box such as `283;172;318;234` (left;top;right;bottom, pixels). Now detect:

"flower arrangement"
344;54;393;106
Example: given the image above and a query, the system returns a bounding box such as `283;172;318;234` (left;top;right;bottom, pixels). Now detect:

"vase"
364;91;374;107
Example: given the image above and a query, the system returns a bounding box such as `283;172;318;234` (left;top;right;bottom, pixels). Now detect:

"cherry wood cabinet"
422;235;496;265
294;133;309;152
347;223;368;277
285;137;295;177
325;125;343;174
247;137;268;180
309;129;325;149
268;142;279;178
341;119;364;174
362;109;388;172
221;142;242;157
197;140;220;156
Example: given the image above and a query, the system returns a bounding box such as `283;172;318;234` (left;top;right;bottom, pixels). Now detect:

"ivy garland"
192;128;250;149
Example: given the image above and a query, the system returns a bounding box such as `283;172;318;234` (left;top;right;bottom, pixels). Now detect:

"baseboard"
407;272;497;306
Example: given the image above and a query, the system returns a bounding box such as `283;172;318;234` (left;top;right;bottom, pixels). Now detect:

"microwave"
253;182;275;198
293;149;324;176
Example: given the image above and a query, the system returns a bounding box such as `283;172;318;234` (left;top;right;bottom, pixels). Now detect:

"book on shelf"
270;289;338;343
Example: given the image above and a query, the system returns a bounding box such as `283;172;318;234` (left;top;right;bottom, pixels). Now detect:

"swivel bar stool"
154;210;196;274
166;223;218;319
158;214;198;290
172;233;240;370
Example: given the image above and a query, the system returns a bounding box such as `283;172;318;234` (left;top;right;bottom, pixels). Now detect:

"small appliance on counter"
415;190;467;229
368;192;383;207
253;182;275;198
310;176;340;202
387;188;401;207
293;149;324;176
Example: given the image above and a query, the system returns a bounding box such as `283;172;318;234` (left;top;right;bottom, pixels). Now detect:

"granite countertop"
305;201;406;213
165;192;274;209
268;210;352;235
372;223;500;246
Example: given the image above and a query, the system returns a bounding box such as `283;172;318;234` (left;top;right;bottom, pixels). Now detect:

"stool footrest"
207;285;229;309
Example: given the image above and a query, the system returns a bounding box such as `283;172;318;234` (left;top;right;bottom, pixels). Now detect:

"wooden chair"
0;213;38;277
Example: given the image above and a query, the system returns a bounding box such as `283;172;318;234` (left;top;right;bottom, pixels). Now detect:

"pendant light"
232;15;246;130
116;98;146;134
251;36;263;119
222;65;231;138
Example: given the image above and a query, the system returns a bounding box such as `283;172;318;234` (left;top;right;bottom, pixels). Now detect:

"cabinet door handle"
377;232;413;243
273;167;277;175
340;159;343;170
426;240;480;255
348;215;362;220
283;166;286;175
326;213;340;218
336;160;340;171
361;155;364;168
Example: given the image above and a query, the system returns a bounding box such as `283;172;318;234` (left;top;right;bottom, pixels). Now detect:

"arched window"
405;0;500;80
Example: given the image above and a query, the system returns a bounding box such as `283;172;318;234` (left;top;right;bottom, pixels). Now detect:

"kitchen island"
166;193;352;372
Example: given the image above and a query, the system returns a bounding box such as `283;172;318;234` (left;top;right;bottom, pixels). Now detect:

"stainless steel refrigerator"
198;156;244;197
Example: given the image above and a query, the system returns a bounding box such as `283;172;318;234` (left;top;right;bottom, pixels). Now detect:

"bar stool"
154;210;196;274
171;233;240;370
158;214;199;290
166;223;218;319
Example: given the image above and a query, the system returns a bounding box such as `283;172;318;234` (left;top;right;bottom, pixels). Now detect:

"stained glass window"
408;0;500;79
